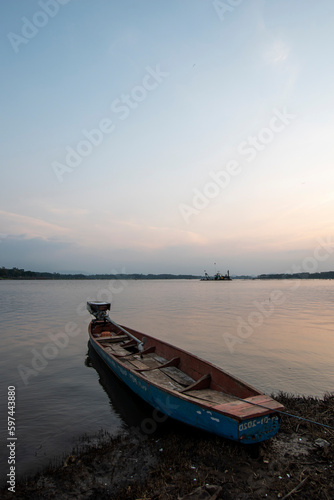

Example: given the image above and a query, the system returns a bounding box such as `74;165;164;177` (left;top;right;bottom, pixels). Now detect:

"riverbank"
2;393;333;499
1;394;334;500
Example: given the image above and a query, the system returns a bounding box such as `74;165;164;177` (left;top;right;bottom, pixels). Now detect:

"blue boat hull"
90;338;281;444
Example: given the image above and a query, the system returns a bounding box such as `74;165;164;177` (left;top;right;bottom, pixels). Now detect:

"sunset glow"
1;1;334;275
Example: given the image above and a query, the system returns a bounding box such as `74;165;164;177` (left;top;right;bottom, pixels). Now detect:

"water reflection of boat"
200;270;232;281
86;344;166;431
86;302;284;444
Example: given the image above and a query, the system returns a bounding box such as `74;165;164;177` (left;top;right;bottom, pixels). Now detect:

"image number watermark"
7;386;17;493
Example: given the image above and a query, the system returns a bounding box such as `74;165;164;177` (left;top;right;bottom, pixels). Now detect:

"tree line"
0;267;201;280
257;271;334;279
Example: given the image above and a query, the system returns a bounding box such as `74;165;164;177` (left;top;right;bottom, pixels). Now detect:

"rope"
228;394;334;432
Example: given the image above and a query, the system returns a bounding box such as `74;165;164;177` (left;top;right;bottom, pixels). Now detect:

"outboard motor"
86;301;146;354
86;302;111;322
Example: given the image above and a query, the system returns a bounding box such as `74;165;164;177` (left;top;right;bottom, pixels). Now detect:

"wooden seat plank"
98;335;129;343
125;358;149;370
161;366;195;387
137;357;180;372
135;357;161;369
152;354;168;364
141;369;184;391
108;344;134;357
184;389;235;405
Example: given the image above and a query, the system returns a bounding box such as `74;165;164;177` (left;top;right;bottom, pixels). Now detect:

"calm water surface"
0;279;333;483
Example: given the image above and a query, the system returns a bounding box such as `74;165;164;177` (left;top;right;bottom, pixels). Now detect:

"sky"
1;0;334;276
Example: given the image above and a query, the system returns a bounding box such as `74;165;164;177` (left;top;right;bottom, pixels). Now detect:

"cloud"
47;208;90;216
0;208;209;273
116;221;206;249
0;207;206;257
0;210;70;240
0;235;75;270
0;233;205;274
76;217;207;250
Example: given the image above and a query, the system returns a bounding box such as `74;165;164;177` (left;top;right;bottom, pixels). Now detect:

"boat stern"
238;413;281;443
214;394;284;443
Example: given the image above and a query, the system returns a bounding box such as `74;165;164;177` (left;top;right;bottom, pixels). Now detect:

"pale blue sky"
1;0;334;275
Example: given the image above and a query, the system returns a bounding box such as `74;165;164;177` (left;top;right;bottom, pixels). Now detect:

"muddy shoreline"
2;393;333;499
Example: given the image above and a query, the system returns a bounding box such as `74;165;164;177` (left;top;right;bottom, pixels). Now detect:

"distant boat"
87;301;284;444
201;270;232;281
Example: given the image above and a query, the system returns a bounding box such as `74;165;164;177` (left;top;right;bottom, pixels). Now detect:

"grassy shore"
2;393;333;499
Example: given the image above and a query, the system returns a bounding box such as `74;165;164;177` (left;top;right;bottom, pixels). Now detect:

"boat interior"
90;321;283;418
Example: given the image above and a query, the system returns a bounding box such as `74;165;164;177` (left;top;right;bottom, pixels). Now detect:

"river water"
0;279;333;483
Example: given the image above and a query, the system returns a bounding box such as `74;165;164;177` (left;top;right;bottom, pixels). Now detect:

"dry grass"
2;393;333;500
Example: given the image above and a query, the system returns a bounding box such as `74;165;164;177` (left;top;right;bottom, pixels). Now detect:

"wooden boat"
87;302;284;444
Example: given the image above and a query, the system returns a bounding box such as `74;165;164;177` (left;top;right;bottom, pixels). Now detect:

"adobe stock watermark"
120;395;178;445
17;321;80;386
76;271;129;318
222;235;334;353
52;65;169;183
179;107;296;224
132;397;177;440
287;235;334;282
7;0;72;54
17;270;128;385
212;0;243;21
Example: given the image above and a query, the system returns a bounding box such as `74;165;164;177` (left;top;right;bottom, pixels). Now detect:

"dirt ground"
2;393;333;499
